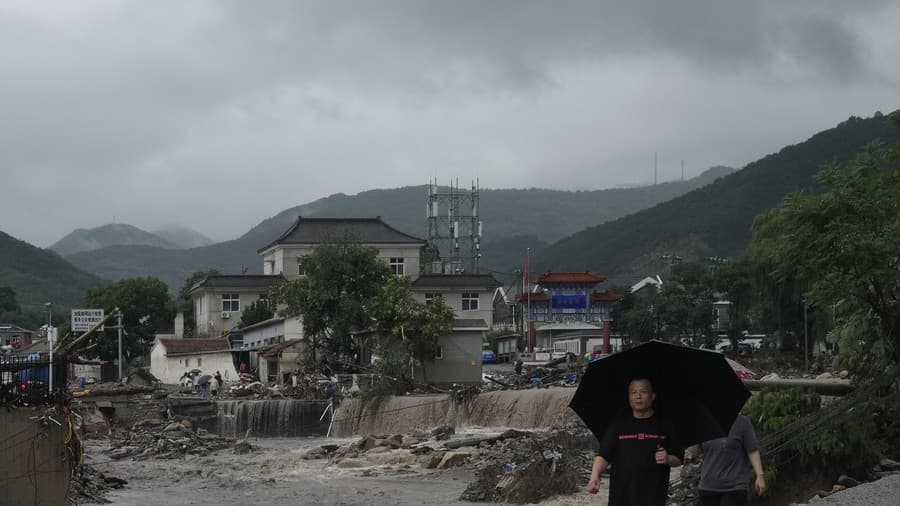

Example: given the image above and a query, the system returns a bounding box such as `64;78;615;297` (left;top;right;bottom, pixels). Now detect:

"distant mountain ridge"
0;231;104;311
51;223;178;256
64;167;733;291
534;111;900;284
51;223;214;256
151;226;214;249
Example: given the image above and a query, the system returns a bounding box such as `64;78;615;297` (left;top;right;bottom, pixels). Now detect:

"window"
389;257;405;276
259;294;269;307
222;294;240;312
425;293;442;305
185;358;191;367
462;292;479;311
298;262;305;276
197;358;202;368
435;346;444;359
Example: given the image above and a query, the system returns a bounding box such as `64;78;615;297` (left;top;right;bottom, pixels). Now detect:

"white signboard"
72;309;104;332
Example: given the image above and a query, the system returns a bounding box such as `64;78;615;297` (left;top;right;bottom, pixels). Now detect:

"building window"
462;292;479;311
197;358;202;368
425;293;442;305
185;358;191;367
298;262;305;276
259;294;269;306
435;346;444;359
389;257;405;276
222;294;240;312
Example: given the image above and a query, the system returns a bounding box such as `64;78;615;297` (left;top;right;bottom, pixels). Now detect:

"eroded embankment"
332;388;578;436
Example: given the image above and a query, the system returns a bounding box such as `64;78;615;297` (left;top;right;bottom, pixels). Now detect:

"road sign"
72;309;104;332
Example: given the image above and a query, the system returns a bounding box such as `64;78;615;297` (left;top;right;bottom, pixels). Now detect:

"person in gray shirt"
691;414;766;505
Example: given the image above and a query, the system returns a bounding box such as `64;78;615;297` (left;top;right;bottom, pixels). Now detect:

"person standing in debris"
691;414;766;505
586;377;683;505
214;371;223;386
210;376;220;397
514;358;523;376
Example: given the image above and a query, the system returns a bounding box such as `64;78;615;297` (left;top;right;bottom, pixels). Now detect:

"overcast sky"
2;1;899;247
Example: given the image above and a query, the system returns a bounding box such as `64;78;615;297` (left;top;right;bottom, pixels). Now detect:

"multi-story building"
189;275;286;337
258;217;425;281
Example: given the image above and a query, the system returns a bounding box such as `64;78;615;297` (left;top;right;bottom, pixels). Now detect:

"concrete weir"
0;406;70;505
331;388;579;437
218;399;332;438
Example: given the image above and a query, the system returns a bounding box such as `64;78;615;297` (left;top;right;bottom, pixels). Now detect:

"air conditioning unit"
222;311;230;319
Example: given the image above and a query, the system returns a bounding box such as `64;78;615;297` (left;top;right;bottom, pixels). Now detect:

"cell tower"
426;178;482;275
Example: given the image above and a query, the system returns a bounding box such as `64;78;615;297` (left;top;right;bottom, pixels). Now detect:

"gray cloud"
1;0;898;247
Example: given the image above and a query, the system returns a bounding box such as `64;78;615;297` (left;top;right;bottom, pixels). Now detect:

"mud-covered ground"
82;434;605;506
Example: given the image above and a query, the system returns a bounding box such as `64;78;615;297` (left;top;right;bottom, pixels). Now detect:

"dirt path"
82;437;605;506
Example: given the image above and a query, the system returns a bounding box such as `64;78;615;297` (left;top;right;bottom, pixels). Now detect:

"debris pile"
459;425;594;503
67;464;127;505
105;419;239;460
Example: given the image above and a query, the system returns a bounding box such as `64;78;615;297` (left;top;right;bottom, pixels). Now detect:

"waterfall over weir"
217;399;332;438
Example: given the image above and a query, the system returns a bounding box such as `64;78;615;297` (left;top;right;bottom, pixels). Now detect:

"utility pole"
117;307;124;382
46;302;53;395
525;248;531;352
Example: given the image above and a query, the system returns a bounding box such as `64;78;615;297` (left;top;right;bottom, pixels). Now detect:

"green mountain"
0;230;105;312
64;167;733;291
535;111;900;284
50;223;178;256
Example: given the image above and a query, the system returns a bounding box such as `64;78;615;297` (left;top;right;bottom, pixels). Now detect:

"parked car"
481;350;497;364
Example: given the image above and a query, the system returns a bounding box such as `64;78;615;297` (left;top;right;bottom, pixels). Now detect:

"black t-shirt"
596;411;684;506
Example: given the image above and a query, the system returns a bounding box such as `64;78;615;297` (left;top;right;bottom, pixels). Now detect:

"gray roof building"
190;274;286;294
411;274;501;289
258;217;425;253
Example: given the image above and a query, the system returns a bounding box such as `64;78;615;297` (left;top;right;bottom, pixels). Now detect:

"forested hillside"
535;112;900;283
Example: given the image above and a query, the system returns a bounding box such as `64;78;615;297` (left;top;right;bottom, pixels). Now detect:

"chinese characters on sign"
71;309;104;332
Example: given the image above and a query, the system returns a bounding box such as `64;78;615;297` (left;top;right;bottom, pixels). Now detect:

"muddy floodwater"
83;436;604;506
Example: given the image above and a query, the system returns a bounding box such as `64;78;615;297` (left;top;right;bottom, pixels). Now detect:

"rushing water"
218;399;332;437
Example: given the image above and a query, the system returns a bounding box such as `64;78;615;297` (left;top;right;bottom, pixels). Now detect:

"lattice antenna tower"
426;178;482;274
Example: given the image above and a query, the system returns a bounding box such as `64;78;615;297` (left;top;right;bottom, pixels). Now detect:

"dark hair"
627;377;655;392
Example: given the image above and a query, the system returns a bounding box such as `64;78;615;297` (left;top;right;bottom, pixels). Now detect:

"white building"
150;338;238;385
190;275;285;337
410;274;501;327
258;217;425;281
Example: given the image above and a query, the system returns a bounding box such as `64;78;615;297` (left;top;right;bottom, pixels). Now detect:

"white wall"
411;288;494;327
150;344;239;385
194;289;271;336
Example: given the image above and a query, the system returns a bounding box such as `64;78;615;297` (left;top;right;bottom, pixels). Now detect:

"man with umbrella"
571;340;751;506
586;377;684;505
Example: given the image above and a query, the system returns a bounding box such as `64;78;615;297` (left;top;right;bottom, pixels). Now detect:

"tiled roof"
159;338;230;356
536;272;607;284
412;274;501;289
591;290;622;302
259;339;303;358
515;292;551;303
190;275;285;294
258;217;425;253
452;318;489;330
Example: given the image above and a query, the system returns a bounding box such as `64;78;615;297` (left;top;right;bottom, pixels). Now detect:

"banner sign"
551;295;587;309
72;309;104;332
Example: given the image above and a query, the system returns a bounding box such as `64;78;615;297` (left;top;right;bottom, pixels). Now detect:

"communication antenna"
426;177;482;274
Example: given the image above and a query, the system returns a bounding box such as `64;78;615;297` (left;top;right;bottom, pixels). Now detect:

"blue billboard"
552;295;587;309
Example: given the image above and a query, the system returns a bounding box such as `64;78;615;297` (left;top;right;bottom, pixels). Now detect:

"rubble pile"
67;464;127;505
460;425;594;503
105;419;240;460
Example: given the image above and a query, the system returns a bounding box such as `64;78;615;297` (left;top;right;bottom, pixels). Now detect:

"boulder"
815;372;834;380
180;419;192;429
880;458;900;471
368;446;390;454
836;475;860;488
431;425;455;441
401;435;421;448
233;441;253;455
425;451;446;469
359;435;378;451
436;451;469;470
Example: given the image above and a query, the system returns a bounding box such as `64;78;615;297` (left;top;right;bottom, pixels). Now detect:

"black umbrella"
196;374;213;385
569;340;750;447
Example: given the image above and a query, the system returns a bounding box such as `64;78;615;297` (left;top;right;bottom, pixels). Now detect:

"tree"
658;262;714;346
367;276;454;391
713;257;755;349
177;269;221;337
612;288;663;345
273;238;392;368
82;277;175;362
240;299;274;328
751;117;900;378
0;287;20;313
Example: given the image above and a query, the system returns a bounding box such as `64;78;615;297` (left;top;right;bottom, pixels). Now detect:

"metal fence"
1;355;67;406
